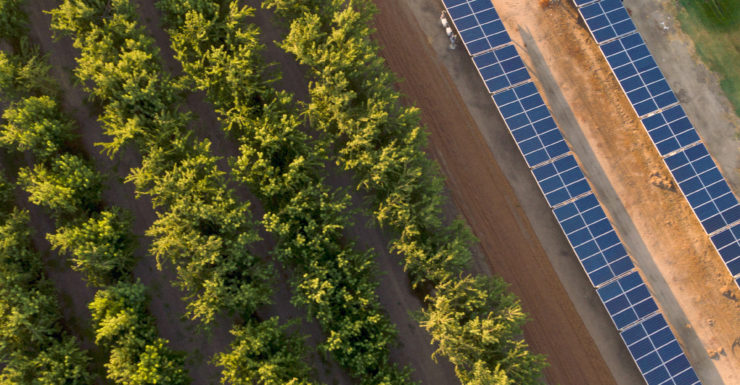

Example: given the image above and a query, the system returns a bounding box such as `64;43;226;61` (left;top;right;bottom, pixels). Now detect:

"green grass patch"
677;0;740;118
678;0;740;30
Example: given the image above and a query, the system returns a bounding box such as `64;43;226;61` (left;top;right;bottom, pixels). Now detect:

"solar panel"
442;0;512;56
600;33;679;117
574;0;598;6
492;82;569;167
578;0;637;44
621;313;701;385
554;193;635;286
597;271;659;330
472;45;530;93
664;144;740;234
532;155;591;207
710;223;740;277
641;105;701;156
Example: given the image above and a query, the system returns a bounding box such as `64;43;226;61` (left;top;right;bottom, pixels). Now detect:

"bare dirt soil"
485;0;740;383
372;1;631;384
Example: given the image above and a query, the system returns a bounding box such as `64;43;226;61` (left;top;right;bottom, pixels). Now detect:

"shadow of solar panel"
641;105;700;156
620;313;701;385
443;0;511;56
473;45;530;93
710;223;740;276
492;82;569;167
597;271;659;330
554;193;635;286
665;144;740;233
600;33;678;117
532;155;591;207
579;0;637;44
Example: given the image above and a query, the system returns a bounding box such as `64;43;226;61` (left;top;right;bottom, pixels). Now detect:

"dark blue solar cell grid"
664;144;740;234
579;0;637;44
492;82;569;167
554;193;635;286
597;271;659;330
472;45;531;93
443;0;512;56
620;313;701;385
600;33;679;117
532;155;591;207
710;223;740;277
641;105;701;156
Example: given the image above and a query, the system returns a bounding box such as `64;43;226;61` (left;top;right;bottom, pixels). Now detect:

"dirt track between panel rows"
372;1;625;384
488;1;739;383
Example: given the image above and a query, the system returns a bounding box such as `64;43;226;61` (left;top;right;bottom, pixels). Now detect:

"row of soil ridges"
0;0;563;383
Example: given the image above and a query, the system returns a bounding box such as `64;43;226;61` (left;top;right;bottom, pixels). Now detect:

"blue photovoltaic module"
620;313;701;385
442;0;511;56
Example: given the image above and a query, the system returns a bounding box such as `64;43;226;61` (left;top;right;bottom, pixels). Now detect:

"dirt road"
372;1;632;383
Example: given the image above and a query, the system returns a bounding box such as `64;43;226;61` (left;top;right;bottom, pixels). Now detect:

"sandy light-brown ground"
488;0;740;383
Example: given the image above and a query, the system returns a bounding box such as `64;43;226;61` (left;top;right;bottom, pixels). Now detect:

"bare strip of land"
489;0;740;383
372;1;630;383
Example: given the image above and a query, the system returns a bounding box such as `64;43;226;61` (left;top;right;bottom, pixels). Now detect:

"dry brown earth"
372;1;628;384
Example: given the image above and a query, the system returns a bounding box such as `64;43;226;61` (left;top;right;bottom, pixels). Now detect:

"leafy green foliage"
1;4;188;383
0;96;75;160
50;1;314;383
89;282;188;385
143;144;268;324
0;206;93;385
17;153;102;218
157;1;409;383
48;208;135;286
422;276;542;385
265;0;548;382
0;0;27;40
0;51;56;100
216;319;314;385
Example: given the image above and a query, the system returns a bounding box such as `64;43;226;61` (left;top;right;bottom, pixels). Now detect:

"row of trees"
0;2;187;383
0;178;92;384
0;5;93;383
155;1;411;383
263;0;548;383
49;1;317;383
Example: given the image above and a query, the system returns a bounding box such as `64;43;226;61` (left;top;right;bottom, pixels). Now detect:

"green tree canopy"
48;208;135;286
18;153;102;217
0;96;75;160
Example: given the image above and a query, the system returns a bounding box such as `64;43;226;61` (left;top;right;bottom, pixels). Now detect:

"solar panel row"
442;0;511;56
492;82;569;167
578;0;637;44
710;223;740;277
573;0;740;287
641;105;700;156
665;143;740;233
621;313;701;385
472;45;530;93
441;1;701;383
532;154;590;207
554;193;635;286
597;271;659;330
600;33;679;117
